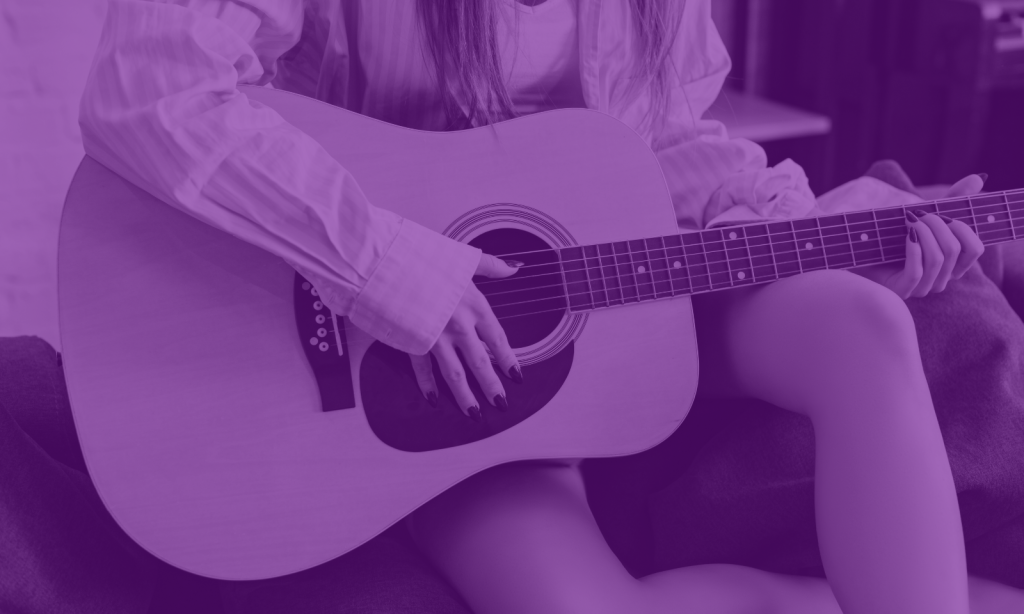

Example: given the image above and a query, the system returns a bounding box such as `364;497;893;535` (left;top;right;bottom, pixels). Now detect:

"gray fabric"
0;336;470;614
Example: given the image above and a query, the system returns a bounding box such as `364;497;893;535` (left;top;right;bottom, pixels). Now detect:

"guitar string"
309;224;1022;342
468;220;1022;301
480;207;1024;273
302;192;1024;337
447;189;1024;266
471;201;1024;278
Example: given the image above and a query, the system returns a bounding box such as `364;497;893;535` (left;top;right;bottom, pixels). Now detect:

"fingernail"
509;365;523;384
468;406;482;422
909;227;918;243
504;259;525;268
426;391;438;408
493;393;507;411
905;210;918;223
915;209;928;218
939;214;954;224
978;173;989;183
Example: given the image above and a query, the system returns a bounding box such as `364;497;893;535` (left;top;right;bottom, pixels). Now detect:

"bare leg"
408;462;1024;614
407;461;841;614
692;269;967;614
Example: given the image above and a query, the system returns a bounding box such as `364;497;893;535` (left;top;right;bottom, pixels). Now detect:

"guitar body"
58;86;698;580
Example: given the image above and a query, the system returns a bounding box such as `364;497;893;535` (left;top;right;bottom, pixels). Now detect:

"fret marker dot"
729;231;738;240
737;271;746;280
637;265;646;273
860;233;869;242
673;261;682;269
988;215;996;223
805;242;814;250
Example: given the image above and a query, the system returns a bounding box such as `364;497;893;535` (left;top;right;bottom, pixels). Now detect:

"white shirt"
497;0;587;114
79;0;817;355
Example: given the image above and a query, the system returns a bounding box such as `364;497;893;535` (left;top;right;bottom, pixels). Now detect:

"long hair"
416;0;683;132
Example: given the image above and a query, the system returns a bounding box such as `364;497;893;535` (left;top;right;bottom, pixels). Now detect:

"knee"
755;271;926;410
789;270;919;357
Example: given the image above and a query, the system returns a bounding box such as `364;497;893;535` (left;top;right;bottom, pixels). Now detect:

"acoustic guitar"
58;85;1024;580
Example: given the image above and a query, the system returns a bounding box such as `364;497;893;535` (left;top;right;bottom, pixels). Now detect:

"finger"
914;211;960;292
939;215;986;279
433;341;482;421
889;227;923;300
408;353;438;408
458;331;507;412
906;211;943;297
945;174;986;198
476;310;522;386
475;252;523;278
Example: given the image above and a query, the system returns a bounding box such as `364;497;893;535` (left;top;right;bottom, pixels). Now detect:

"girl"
79;0;1024;612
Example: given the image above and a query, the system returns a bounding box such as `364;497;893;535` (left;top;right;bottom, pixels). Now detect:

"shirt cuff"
342;218;482;355
703;159;817;228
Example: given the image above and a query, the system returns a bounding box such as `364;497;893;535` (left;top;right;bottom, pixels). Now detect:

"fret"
818;214;856;269
598;243;624;306
793;218;827;272
967;196;981;234
644;237;675;298
559;246;593;312
627;239;657;300
1009;191;1024;239
722;227;754;286
846;211;884;266
743;224;777;283
561;189;1024;315
699;229;729;289
935;198;972;227
1006;193;1018;242
682;232;712;293
700;229;734;290
970;193;1015;245
874;207;906;262
613;241;640;303
583;244;609;308
768;220;800;278
663;234;692;296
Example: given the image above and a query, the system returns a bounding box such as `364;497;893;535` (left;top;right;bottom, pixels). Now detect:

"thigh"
692;269;920;412
221;525;472;614
407;462;647;614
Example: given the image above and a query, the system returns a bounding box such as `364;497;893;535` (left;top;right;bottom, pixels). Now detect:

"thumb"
945;173;987;198
475;253;523;278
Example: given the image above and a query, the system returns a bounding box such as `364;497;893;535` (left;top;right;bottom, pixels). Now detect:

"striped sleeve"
652;0;816;231
78;0;481;355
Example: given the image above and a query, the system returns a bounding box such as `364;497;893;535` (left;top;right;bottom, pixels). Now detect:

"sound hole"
357;227;574;452
468;228;566;348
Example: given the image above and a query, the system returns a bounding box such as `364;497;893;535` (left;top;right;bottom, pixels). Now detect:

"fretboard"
547;188;1024;313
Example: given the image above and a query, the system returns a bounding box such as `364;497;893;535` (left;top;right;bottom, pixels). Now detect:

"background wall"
1;0;107;349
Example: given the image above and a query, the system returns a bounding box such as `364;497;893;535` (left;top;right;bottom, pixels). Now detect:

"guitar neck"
546;188;1024;313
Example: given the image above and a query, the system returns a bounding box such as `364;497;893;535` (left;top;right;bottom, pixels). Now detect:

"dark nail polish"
909;227;919;243
905;210;918;223
493;393;508;411
978;173;989;183
468;406;482;422
915;209;928;218
939;214;954;224
426;391;438;408
504;259;525;268
509;365;524;384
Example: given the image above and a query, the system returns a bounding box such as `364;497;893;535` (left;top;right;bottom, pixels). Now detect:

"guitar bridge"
293;273;356;411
